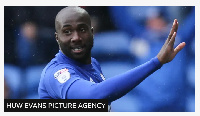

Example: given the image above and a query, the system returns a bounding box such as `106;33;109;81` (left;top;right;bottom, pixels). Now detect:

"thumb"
174;42;186;55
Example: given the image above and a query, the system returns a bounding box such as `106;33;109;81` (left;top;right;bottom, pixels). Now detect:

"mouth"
71;46;85;54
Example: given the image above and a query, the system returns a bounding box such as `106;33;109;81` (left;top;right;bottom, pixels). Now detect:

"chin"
72;52;91;64
73;53;88;60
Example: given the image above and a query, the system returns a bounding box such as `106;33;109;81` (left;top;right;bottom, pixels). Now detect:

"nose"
71;31;81;43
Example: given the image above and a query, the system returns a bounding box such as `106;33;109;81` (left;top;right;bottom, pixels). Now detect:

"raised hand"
157;19;186;64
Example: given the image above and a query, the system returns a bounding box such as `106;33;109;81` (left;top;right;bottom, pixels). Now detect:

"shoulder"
91;57;102;73
42;60;77;81
39;60;80;99
91;57;100;66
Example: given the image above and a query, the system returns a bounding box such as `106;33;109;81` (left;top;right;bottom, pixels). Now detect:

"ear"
55;32;58;42
91;27;94;34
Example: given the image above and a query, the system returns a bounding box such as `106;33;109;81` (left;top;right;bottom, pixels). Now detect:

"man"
38;6;186;110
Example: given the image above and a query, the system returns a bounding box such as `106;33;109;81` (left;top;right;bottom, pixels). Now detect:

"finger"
167;19;178;43
174;19;178;32
168;32;176;48
174;42;186;55
176;21;179;32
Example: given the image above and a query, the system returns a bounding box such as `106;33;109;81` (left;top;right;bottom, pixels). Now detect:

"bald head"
55;6;91;33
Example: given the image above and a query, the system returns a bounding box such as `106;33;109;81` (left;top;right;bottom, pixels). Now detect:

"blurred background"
4;6;195;112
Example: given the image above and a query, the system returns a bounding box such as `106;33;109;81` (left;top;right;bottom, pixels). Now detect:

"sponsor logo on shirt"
54;68;70;83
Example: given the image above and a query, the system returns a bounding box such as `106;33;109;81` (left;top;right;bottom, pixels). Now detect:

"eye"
64;30;72;35
80;28;86;33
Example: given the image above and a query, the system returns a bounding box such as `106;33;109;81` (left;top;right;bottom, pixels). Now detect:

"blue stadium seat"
92;31;132;62
24;65;45;99
111;92;140;112
100;61;135;79
4;64;22;99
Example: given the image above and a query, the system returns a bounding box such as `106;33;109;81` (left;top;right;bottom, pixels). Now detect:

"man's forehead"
56;7;91;27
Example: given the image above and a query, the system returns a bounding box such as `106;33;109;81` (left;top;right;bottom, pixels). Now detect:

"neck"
78;54;91;65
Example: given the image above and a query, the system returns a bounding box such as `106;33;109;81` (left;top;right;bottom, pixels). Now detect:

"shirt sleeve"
67;57;162;103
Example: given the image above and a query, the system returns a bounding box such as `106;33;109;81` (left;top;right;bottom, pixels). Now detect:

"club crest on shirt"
54;68;70;83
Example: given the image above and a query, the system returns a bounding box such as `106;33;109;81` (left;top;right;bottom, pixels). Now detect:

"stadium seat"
111;92;140;112
24;65;45;99
100;61;135;79
92;31;133;62
4;64;22;99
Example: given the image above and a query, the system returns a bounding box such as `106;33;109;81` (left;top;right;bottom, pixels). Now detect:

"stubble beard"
59;39;93;64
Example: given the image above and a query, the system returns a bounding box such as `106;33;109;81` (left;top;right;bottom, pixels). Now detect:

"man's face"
56;10;94;63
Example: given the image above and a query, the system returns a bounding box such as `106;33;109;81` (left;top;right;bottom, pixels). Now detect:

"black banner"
4;99;108;112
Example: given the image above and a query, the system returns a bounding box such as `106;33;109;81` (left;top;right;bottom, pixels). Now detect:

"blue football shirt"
38;50;105;99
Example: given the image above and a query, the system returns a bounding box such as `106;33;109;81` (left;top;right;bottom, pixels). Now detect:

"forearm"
67;57;162;103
